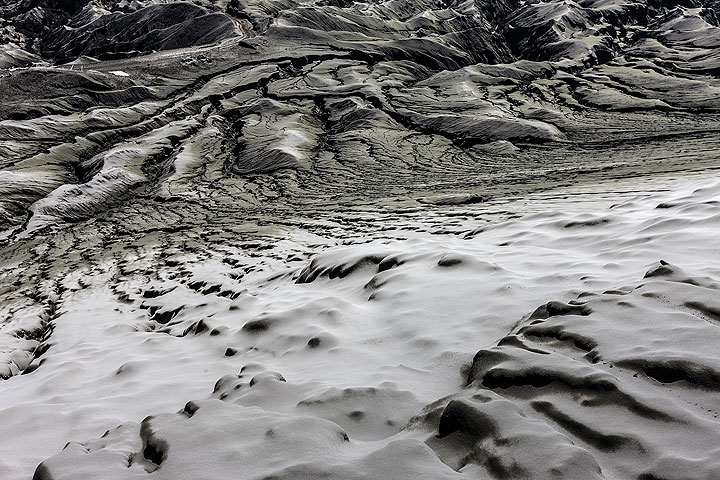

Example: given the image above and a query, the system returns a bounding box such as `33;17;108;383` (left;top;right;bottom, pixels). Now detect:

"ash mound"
42;3;241;63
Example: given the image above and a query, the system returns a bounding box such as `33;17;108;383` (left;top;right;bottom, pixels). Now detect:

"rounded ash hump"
40;3;240;63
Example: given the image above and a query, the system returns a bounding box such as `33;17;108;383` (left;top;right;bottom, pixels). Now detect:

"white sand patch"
277;129;311;159
1;171;720;479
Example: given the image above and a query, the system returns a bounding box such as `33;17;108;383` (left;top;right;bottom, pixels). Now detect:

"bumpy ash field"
1;0;720;479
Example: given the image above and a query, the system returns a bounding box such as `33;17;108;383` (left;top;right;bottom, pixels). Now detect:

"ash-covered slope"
1;0;244;58
1;1;720;479
1;0;720;238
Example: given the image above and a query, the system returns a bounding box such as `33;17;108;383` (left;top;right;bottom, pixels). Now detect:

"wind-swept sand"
0;171;717;479
2;0;720;477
